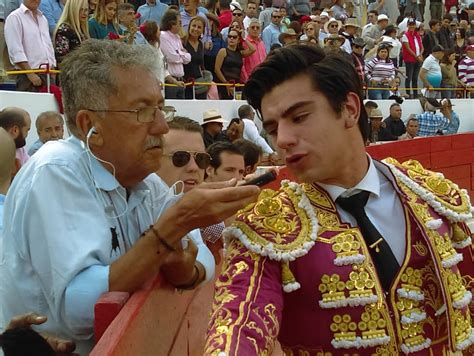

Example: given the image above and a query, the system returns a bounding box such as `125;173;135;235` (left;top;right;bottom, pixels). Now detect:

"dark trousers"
405;61;422;96
15;73;47;92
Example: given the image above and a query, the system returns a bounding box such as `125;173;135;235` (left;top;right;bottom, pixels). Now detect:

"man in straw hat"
341;17;360;53
201;108;229;148
206;43;473;356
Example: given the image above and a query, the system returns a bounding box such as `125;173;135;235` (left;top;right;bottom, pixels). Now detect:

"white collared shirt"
318;156;406;265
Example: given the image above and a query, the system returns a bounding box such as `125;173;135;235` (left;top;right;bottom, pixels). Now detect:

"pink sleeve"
4;13;28;64
205;237;284;355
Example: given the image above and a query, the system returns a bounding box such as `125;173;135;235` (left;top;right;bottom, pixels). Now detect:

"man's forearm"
15;62;31;70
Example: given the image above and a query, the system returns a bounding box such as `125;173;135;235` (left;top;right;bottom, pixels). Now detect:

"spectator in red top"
218;0;232;31
402;18;424;98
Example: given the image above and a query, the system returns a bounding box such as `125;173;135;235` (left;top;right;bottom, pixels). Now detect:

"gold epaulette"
384;158;473;249
223;180;319;292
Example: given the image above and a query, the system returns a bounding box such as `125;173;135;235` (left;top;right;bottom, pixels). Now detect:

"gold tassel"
281;261;296;286
452;223;469;243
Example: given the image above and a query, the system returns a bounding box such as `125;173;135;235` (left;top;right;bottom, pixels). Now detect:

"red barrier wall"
91;134;474;355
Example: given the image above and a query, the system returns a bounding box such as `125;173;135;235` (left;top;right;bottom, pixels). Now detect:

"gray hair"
36;111;64;130
60;39;161;137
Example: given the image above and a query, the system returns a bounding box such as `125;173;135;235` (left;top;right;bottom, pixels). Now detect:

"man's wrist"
175;264;200;290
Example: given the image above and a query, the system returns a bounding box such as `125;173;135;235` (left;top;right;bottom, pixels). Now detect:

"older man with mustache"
0;40;259;355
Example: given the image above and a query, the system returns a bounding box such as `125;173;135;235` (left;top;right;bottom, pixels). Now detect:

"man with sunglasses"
262;9;282;54
351;37;366;88
0;40;260;354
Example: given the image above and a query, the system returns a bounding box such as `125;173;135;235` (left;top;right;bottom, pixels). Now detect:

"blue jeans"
368;88;390;100
405;61;422;96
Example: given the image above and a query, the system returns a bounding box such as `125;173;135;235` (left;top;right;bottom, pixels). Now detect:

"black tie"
336;191;399;291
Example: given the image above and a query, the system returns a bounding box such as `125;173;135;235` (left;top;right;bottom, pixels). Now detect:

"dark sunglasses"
353;44;364;49
272;15;282;18
167;151;211;169
329;24;338;28
228;34;239;39
233;12;243;17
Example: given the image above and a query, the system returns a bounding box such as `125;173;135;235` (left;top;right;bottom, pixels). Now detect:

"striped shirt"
458;56;474;87
416;112;449;137
365;57;395;82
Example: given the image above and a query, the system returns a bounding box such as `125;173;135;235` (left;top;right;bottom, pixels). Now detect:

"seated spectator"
183;16;208;99
279;28;299;46
440;49;465;99
241;19;266;83
28;111;64;156
215;28;255;99
0;107;31;167
206;141;245;182
0;128;16;234
340;18;359;54
225;118;244;142
364;100;378;117
39;0;66;35
233;138;263;175
118;3;147;45
441;98;460;134
5;0;56;92
137;0;169;26
419;44;444;99
399;116;420;140
156;116;210;192
458;44;474;98
365;43;396;99
367;108;387;144
54;0;90;64
88;0;122;39
160;9;190;99
202;109;230;148
323;34;347;56
300;19;320;45
382;103;406;140
237;104;274;158
416;97;451;136
0;40;259;353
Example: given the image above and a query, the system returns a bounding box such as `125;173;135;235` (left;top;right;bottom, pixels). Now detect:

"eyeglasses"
329;24;338;28
86;106;175;123
232;12;243;17
272;15;282;19
228;34;238;39
249;25;260;29
167;150;212;169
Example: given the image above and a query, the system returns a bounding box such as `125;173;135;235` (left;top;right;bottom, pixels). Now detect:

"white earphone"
86;126;97;139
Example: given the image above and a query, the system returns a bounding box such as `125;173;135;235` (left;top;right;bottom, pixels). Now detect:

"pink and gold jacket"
205;159;474;355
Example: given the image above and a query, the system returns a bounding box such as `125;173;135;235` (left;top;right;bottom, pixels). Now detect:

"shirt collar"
68;136;121;192
20;3;43;15
318;155;380;201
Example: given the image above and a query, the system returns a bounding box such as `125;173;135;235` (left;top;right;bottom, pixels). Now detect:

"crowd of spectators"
1;0;473;99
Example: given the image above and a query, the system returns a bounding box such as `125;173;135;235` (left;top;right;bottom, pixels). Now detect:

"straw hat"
202;109;225;125
324;18;342;33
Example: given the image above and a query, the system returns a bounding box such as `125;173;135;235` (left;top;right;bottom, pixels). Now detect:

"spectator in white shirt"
237;104;275;159
5;0;56;92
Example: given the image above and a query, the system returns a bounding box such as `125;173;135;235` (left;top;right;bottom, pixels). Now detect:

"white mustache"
144;136;163;150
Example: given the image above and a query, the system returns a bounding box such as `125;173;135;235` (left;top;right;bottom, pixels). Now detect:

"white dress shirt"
243;118;274;154
318;156;406;265
0;136;214;354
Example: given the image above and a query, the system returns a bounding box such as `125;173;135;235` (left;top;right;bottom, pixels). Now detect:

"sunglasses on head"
167;151;212;169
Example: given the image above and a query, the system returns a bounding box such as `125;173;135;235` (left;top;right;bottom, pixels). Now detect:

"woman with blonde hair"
54;0;90;63
88;0;122;39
